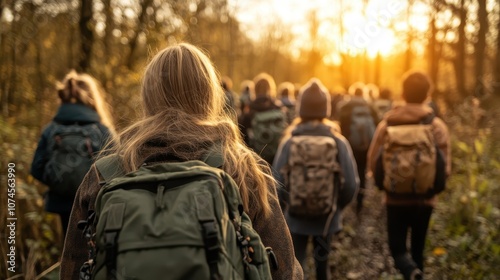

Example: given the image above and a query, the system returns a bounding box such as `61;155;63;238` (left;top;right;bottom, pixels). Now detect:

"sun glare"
231;0;419;65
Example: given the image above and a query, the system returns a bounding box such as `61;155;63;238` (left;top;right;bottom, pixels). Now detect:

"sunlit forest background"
1;0;499;279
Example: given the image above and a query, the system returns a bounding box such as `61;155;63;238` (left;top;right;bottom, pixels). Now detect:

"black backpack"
43;122;105;197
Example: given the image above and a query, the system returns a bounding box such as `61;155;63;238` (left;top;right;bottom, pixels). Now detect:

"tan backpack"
282;135;341;217
382;119;436;196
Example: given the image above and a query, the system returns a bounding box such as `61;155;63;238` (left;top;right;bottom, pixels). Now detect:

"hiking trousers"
291;233;332;280
352;149;368;212
386;204;433;280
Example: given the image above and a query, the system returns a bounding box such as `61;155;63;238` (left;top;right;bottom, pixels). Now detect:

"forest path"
303;180;412;280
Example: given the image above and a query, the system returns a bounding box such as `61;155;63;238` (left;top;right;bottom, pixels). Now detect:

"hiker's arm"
30;128;50;184
433;118;451;176
336;135;359;209
272;139;292;211
367;121;387;175
271;139;291;186
60;166;100;280
252;189;304;280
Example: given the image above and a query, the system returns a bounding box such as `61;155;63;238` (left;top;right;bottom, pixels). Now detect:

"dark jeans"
386;205;433;280
291;233;332;280
352;149;368;212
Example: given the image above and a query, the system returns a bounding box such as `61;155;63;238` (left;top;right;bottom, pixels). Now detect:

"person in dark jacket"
30;70;115;237
338;82;378;215
273;78;359;280
367;71;450;280
239;72;287;164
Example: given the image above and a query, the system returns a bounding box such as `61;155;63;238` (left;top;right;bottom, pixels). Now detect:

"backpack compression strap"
196;191;222;280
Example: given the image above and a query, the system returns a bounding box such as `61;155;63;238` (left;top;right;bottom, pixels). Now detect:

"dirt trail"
303;181;403;280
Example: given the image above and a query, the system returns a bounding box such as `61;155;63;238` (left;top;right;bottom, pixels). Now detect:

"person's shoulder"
331;131;350;149
431;116;449;133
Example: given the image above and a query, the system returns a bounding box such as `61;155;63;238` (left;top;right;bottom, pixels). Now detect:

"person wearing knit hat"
238;72;287;164
338;81;379;216
273;78;359;280
296;79;331;120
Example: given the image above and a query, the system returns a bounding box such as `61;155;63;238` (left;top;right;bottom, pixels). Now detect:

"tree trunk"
427;10;439;84
495;0;500;96
404;0;414;72
126;0;153;70
454;0;467;96
79;0;94;71
474;0;487;97
103;0;113;85
36;36;45;127
374;52;381;86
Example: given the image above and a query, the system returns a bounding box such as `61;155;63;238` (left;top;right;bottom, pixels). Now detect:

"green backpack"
79;153;275;280
250;109;287;164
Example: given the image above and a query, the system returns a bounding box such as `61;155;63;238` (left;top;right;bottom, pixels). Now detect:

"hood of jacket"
384;103;434;125
53;103;101;124
291;121;334;137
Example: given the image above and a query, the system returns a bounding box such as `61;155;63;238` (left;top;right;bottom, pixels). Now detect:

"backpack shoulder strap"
201;144;224;168
421;113;435;125
94;154;126;183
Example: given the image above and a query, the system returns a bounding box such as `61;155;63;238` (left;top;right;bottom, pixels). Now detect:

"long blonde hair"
57;70;116;136
114;43;276;217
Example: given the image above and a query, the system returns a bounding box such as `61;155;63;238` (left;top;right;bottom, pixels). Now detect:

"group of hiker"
30;42;450;280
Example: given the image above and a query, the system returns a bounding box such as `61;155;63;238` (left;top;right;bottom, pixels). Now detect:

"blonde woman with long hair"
31;71;115;238
60;43;303;279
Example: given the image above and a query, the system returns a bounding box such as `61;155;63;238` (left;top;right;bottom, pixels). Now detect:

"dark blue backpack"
43;122;105;198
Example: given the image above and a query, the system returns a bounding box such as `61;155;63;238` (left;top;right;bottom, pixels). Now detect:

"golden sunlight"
232;0;420;64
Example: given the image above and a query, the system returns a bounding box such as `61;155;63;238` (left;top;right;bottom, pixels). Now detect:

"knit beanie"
297;78;331;119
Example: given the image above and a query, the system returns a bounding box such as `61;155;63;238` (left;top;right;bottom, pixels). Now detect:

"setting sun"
231;0;425;64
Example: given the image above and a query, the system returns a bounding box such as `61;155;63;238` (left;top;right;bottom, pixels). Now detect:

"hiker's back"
376;113;446;198
373;98;392;120
340;98;376;151
250;108;287;163
43;122;105;198
83;155;273;280
284;127;341;218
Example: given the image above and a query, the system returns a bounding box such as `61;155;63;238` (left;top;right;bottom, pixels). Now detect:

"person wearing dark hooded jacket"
272;78;359;280
30;71;115;237
239;72;287;164
367;71;450;280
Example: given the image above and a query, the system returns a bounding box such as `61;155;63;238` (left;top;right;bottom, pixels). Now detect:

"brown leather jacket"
367;103;451;206
60;148;304;280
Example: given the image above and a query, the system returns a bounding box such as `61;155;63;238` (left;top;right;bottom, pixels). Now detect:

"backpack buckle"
266;247;279;270
201;221;219;261
200;220;221;280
